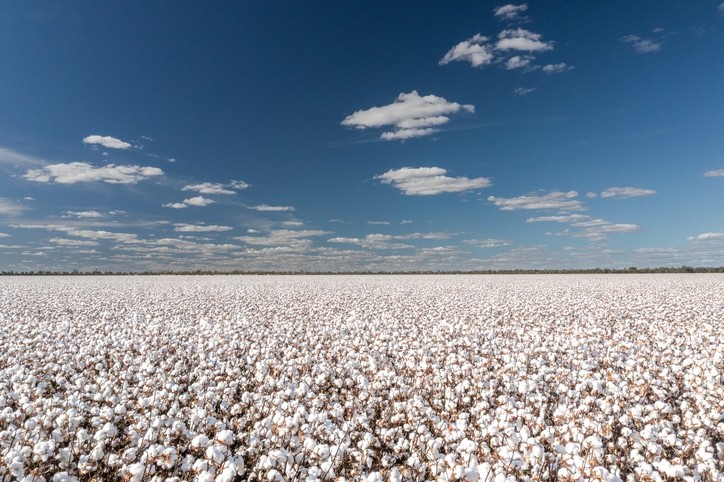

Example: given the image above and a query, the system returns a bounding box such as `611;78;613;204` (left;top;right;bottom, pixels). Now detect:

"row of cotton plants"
0;274;722;482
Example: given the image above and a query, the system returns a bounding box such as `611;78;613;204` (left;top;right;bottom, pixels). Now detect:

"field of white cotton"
0;274;723;482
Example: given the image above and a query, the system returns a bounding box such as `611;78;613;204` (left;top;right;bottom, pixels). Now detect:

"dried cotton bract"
0;274;723;481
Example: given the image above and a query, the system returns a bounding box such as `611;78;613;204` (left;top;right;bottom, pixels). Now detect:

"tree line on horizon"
2;266;724;276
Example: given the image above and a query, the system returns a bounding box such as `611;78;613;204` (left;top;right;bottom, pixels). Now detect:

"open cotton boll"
191;434;210;449
215;429;234;445
205;445;226;464
51;473;78;482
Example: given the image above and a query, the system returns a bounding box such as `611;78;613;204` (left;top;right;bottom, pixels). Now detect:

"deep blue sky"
1;1;723;271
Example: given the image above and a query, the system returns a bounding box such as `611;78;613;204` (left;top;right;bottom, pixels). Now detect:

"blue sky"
1;1;723;272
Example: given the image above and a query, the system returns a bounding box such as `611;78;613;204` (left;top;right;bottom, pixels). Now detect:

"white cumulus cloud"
505;55;533;69
376;167;491;196
163;196;215;208
573;223;640;239
496;28;553;51
174;223;233;232
439;34;494;68
249;204;295;212
526;214;590;223
49;238;100;247
327;235;413;250
229;180;250;189
163;202;187;209
341;91;474;141
235;229;330;248
62;210;105;219
463;238;512;248
513;87;536;96
82;135;132;150
541;62;573;74
494;4;528;21
182;180;249;194
600;186;656;198
488;191;584;211
688;232;724;241
24;162;163;184
703;169;724;177
620;35;661;53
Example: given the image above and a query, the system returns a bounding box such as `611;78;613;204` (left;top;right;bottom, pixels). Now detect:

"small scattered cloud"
600;186;656;198
167;158;177;163
327;234;413;250
585;192;598;198
573;223;640;239
368;221;390;225
463;238;512;248
401;220;413;224
182;183;234;195
513;87;536;96
173;223;233;232
540;216;642;240
505;55;534;70
526;214;590;223
376;166;491;196
328;232;450;250
281;221;304;227
49;238;99;247
571;218;610;227
493;3;528;22
249;204;295;212
229;180;250;189
13;224;140;244
0;146;45;167
488;191;584;211
496;28;553;52
719;3;724;16
82;135;132;150
620;35;661;53
703;169;724;177
24;162;163;184
439;34;494;68
140;135;154;142
61;210;124;219
235;229;330;248
0;198;26;216
541;62;573;74
163;202;187;209
0;233;9;238
688;232;724;241
341;91;474;141
163;196;215;208
182;180;249;194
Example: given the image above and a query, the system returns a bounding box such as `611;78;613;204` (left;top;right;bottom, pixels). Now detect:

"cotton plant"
0;274;722;481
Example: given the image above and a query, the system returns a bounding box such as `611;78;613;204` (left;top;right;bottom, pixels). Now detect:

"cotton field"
0;275;723;482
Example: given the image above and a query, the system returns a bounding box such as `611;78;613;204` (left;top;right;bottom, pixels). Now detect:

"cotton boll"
197;471;215;482
52;473;78;482
215;429;234;446
206;445;226;464
191;434;210;449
